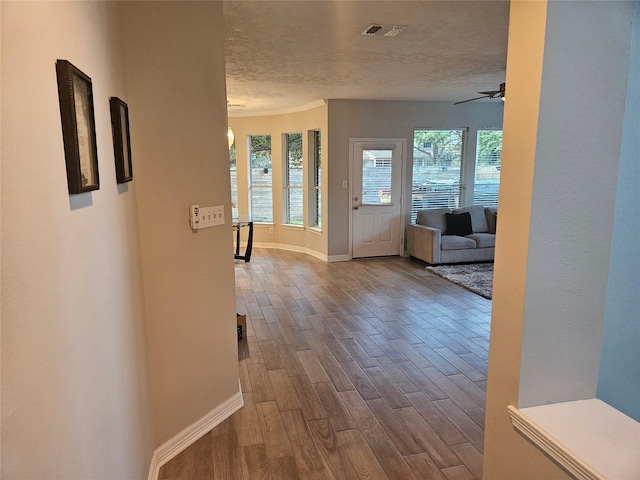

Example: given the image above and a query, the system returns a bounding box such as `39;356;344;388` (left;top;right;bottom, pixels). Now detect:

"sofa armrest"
407;223;441;264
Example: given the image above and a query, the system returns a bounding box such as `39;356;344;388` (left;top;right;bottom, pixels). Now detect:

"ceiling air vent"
362;24;384;36
384;25;406;37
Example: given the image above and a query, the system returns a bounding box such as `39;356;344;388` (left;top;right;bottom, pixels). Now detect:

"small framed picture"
109;97;133;183
56;60;100;194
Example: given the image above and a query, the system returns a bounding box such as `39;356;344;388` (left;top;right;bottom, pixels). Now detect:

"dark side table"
233;218;253;262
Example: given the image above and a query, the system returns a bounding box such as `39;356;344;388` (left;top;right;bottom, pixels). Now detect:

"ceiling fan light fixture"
227;127;235;149
454;82;506;105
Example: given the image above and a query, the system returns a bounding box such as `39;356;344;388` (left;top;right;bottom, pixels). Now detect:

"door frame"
348;138;408;259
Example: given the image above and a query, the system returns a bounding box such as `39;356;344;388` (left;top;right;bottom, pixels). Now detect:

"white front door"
351;139;404;258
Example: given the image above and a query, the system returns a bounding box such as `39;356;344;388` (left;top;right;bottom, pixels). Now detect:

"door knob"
354;205;359;210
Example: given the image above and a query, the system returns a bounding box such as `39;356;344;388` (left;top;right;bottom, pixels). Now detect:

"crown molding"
228;99;326;118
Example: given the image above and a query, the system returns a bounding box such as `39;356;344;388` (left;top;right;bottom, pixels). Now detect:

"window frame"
283;132;304;226
229;134;238;220
248;134;273;224
308;129;322;230
411;128;467;223
473;128;502;207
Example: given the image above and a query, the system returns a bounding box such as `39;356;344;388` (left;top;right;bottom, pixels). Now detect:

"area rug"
425;262;494;299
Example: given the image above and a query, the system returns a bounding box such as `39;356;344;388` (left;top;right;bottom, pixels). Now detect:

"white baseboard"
252;242;335;262
327;254;350;262
147;389;244;480
242;242;351;262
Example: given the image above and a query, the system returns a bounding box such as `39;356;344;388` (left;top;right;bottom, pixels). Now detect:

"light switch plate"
199;205;225;229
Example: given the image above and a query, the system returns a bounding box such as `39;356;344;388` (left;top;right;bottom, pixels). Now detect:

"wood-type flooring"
160;248;491;480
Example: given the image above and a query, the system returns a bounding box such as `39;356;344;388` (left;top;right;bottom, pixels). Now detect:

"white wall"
118;2;240;446
1;2;153;477
326;100;504;257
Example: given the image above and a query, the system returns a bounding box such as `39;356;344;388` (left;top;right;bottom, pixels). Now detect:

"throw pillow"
445;212;473;236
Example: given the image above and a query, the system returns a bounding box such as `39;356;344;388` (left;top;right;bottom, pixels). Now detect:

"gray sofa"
407;205;497;264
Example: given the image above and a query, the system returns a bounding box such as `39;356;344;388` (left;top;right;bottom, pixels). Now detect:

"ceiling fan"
454;82;506;105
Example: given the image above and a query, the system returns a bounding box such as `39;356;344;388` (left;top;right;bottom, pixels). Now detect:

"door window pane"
362;149;392;205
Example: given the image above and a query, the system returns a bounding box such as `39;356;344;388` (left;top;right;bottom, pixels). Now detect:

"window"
284;133;303;225
229;135;238;220
474;129;502;207
362;149;393;205
411;129;466;222
249;135;272;223
310;130;321;229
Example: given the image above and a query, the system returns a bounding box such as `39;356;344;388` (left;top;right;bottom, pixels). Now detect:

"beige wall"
119;2;240;446
1;2;153;477
1;1;240;477
481;2;568;477
229;105;329;258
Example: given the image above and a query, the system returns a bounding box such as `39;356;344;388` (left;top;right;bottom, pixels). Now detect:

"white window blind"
474;129;502;207
411;129;466;222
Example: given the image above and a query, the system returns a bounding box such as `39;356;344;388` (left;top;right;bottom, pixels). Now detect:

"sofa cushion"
445;212;473;236
441;235;477;251
452;205;488;233
466;233;495;249
485;207;498;234
416;207;451;232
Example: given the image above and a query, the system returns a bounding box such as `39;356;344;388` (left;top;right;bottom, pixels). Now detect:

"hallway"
161;249;490;479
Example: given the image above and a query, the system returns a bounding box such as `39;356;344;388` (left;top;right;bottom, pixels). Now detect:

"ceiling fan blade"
454;95;489;105
456;82;505;105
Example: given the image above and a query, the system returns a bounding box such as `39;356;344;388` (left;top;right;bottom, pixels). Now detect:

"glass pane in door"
362;149;393;205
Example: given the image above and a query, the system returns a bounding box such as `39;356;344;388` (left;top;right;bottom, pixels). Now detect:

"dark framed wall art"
109;97;133;183
56;59;100;194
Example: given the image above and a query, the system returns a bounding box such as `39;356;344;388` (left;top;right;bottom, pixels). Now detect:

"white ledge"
508;399;640;480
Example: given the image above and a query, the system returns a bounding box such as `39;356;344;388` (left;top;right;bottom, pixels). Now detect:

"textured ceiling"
224;0;510;116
